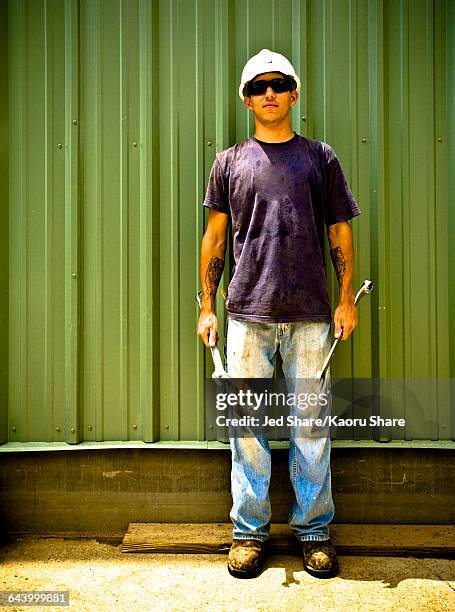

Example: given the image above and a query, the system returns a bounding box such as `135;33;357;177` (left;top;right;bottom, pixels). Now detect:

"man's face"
243;72;298;125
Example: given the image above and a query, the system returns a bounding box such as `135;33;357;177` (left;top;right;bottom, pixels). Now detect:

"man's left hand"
333;300;358;341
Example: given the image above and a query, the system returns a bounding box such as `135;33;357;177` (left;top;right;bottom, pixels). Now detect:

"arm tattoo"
204;256;224;297
330;246;346;286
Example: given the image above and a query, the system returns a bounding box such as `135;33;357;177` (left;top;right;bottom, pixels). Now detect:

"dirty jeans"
226;316;334;543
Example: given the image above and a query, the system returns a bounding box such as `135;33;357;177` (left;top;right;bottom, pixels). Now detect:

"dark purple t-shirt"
203;132;361;323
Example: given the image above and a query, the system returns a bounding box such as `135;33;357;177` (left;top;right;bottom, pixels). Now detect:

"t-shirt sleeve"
322;143;361;226
203;156;230;214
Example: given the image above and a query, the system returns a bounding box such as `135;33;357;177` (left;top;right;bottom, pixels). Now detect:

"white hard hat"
238;48;301;101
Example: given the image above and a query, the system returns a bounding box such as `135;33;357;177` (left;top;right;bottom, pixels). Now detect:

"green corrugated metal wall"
2;0;454;443
0;0;9;445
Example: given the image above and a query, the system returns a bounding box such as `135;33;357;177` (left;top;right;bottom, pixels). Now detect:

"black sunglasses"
246;76;295;97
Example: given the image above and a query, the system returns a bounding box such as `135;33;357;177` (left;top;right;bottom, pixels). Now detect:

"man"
197;49;360;579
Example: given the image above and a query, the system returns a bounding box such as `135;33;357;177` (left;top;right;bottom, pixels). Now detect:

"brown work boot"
227;538;267;579
302;539;339;578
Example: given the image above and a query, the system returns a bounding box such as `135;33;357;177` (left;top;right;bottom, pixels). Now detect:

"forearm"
328;222;355;304
200;235;226;312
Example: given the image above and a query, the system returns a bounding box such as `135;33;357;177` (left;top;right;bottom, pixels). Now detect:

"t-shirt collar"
252;131;298;146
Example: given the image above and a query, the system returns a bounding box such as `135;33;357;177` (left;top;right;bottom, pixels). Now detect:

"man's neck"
253;124;295;143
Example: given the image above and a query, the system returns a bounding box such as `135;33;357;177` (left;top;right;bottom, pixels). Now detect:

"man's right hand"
197;310;219;348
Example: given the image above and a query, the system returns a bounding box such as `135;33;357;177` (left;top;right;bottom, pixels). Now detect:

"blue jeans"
226;316;334;542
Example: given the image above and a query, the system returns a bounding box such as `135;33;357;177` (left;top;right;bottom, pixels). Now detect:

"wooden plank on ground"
121;523;455;557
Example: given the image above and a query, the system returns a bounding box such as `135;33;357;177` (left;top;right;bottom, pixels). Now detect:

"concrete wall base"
1;448;453;536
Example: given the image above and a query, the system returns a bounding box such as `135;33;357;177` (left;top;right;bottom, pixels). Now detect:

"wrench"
317;279;374;384
196;291;230;378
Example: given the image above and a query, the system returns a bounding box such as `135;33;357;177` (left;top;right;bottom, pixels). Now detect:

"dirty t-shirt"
203;132;361;323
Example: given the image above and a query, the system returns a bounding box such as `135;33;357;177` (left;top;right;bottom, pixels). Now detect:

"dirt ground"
0;538;454;611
